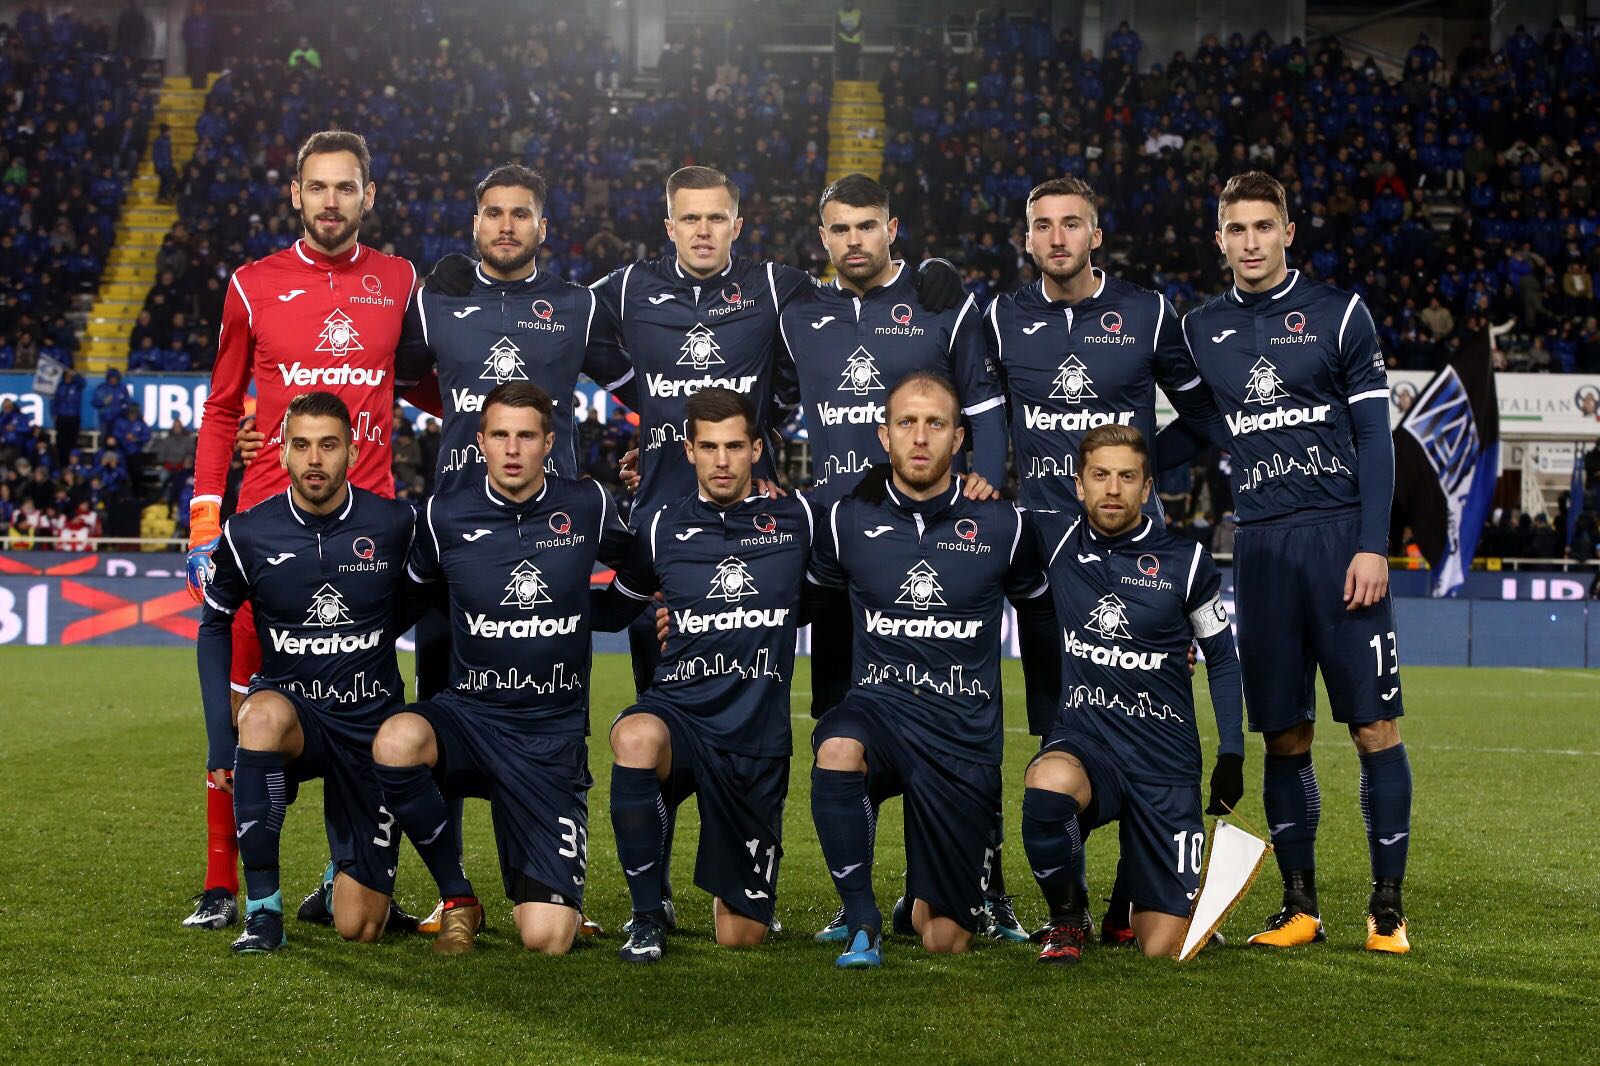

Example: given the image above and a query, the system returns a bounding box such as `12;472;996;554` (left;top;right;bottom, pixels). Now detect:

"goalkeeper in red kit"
182;130;419;930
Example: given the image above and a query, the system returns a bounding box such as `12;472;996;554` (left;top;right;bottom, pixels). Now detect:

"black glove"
1205;752;1244;816
914;257;965;313
426;253;477;297
848;463;893;504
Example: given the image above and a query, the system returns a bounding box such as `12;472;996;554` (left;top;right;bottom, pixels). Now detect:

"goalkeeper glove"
186;499;221;604
914;258;965;313
426;253;477;297
1205;752;1245;816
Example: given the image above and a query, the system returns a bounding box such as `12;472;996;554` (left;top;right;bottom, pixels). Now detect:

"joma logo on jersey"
278;363;387;387
269;628;383;655
646;373;759;398
818;400;885;425
305;584;353;627
673;605;791;634
465;612;580;639
1270;310;1318;344
839;348;885;396
874;304;925;336
482;337;529;383
1022;406;1135;432
1226;404;1333;436
708;557;759;602
1051;355;1098;403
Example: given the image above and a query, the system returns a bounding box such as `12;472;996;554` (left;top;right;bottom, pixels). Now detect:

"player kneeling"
1024;425;1246;963
195;392;421;953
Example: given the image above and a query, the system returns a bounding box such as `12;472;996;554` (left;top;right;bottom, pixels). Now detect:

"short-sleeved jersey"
196;240;415;511
396;262;633;492
203;487;416;720
408;474;629;735
1034;510;1230;785
779;262;1005;504
808;476;1047;763
590;255;812;522
987;270;1213;513
1181;270;1389;525
611;492;815;757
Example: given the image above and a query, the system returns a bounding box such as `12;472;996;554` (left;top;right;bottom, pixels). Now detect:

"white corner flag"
1177;820;1272;961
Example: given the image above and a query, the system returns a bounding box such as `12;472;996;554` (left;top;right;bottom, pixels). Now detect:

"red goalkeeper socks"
205;774;240;894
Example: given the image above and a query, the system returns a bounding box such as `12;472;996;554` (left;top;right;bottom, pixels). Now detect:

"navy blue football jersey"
202;487;416;721
408;475;630;734
1182;270;1392;546
986;270;1224;513
1033;510;1244;784
396;262;632;492
778;262;1007;504
609;492;815;757
590;255;811;522
808;475;1048;763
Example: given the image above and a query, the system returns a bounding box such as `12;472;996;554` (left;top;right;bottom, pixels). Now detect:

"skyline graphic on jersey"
462;661;584;694
859;662;991;699
1235;445;1351;493
659;648;785;683
1064;684;1185;722
286;671;392;706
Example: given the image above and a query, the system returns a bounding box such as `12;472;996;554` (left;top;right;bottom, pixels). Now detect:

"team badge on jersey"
1052;355;1099;404
315;310;362;358
1085;594;1133;640
502;560;553;609
680;323;723;370
896;560;948;610
482;336;529;383
1244;356;1289;406
840;347;885;395
306;583;354;627
708;556;760;602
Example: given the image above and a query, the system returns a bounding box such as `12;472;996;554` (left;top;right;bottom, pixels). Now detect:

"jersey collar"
474;260;538;289
1082;513;1155;547
284;485;356;528
293;238;365;270
1034;267;1108;308
833;259;906;299
1231;268;1299;307
483;475;550;511
883;473;963;519
671;255;734;281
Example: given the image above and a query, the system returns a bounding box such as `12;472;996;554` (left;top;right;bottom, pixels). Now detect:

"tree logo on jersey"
708;556;759;602
481;336;528;383
840;347;885;396
549;512;571;535
1051;355;1098;404
315;310;362;359
896;560;947;610
502;560;553;609
954;518;978;541
680;323;724;370
531;300;554;321
305;583;353;627
753;513;776;534
1084;594;1133;641
1100;311;1122;334
1243;357;1289;406
891;304;914;326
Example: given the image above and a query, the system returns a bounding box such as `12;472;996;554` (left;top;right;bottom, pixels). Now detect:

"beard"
477;233;540;276
1034;247;1090;286
301;203;363;253
836;246;889;285
291;464;347;506
890;449;951;492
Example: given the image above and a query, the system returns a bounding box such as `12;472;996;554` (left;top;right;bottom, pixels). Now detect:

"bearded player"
182;130;417;929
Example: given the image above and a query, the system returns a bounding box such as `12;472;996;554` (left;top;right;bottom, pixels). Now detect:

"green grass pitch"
1;648;1596;1063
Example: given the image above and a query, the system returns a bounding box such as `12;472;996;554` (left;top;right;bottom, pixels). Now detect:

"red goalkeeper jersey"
194;239;416;511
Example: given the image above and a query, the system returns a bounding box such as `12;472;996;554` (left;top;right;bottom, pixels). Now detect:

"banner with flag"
1393;331;1501;597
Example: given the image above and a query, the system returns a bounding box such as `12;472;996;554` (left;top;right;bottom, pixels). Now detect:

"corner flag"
1392;331;1500;597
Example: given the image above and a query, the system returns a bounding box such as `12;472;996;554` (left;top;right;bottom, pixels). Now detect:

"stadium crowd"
1;4;1597;560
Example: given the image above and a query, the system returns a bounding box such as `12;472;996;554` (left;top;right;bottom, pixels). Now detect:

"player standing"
196;392;419;953
1023;425;1244;963
597;388;814;961
1182;172;1412;953
183;130;417;930
373;383;629;955
808;370;1048;967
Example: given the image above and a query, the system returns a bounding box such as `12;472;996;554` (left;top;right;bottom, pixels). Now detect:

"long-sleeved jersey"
779;262;1007;504
197;487;417;767
195;239;415;511
607;492;815;757
590;255;811;522
407;474;630;735
394;261;635;492
1181;270;1394;553
986;270;1225;512
1035;510;1244;784
808;475;1047;764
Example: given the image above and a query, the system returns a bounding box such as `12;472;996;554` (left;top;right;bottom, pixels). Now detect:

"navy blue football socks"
1359;743;1412;883
233;747;287;903
812;768;880;932
1263;751;1321;876
1021;787;1084;919
611;765;668;916
374;763;473;899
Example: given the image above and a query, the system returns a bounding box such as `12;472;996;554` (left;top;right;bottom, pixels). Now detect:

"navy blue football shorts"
251;684;399;897
409;695;593;907
617;701;789;924
1232;509;1405;733
813;693;1001;932
1035;728;1202;917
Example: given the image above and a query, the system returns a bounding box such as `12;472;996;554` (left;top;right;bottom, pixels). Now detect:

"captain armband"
1188;593;1230;638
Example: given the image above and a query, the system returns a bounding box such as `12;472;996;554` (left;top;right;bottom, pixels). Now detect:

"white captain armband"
1188;593;1230;638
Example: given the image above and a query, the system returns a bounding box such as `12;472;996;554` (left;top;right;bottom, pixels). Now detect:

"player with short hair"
1023;424;1244;963
183;129;418;930
196;392;420;953
808;370;1048;967
1182;171;1412;954
987;175;1230;944
372;382;629;956
596;387;815;961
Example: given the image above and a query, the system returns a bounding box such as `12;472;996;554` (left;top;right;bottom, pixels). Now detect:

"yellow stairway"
81;74;215;373
822;80;887;281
